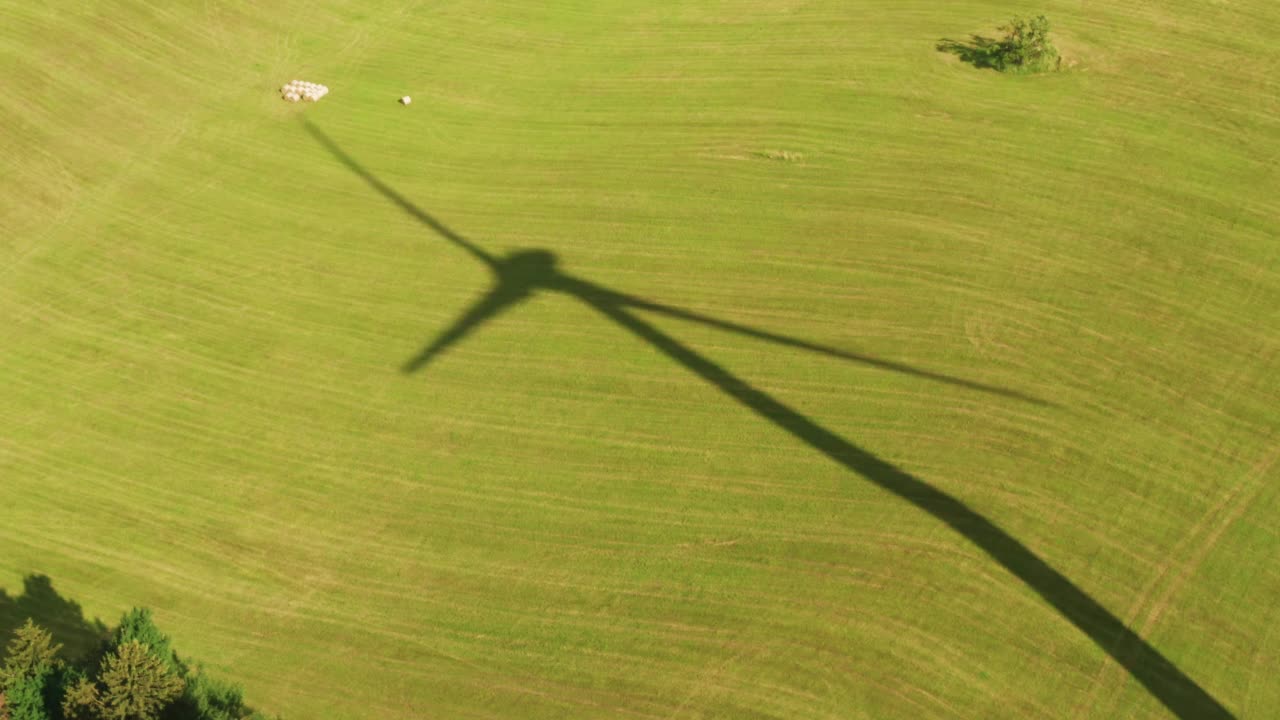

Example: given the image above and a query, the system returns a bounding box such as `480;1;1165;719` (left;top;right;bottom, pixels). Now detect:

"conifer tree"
178;671;256;720
59;677;99;720
109;610;183;675
95;641;184;720
0;621;62;691
4;673;50;720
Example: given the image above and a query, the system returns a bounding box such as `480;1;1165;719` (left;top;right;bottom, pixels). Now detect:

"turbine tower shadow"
303;120;1233;720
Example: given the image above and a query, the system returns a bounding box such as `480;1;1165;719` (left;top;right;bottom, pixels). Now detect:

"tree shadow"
0;574;109;666
301;120;1235;720
937;35;1003;70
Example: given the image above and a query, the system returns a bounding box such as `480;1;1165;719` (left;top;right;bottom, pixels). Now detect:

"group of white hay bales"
281;80;329;103
278;78;411;106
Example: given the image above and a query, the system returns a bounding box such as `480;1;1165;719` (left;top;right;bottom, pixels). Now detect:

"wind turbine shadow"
302;119;1234;720
401;249;556;372
302;121;1050;406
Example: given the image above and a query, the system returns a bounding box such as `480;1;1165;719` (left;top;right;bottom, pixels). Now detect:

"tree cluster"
0;610;271;720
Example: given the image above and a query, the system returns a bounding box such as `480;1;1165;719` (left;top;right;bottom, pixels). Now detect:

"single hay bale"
400;96;412;105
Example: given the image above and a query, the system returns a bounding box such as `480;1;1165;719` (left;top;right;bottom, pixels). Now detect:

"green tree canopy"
109;609;184;676
995;15;1059;72
95;641;185;720
4;672;50;720
175;671;262;720
938;14;1061;73
0;620;62;691
59;676;100;720
0;608;269;720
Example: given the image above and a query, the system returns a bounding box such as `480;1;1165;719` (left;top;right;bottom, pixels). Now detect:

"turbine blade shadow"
301;119;498;271
581;295;1233;720
612;290;1051;406
299;124;1233;719
402;282;530;373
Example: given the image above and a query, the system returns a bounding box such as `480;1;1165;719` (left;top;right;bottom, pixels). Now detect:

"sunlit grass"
2;2;1278;718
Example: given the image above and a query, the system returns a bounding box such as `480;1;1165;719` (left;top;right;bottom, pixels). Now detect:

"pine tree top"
0;619;63;691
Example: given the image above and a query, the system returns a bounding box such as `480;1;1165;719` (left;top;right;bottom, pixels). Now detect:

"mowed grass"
2;1;1278;718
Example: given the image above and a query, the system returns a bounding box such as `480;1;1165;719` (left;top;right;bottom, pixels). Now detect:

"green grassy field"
2;2;1278;718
